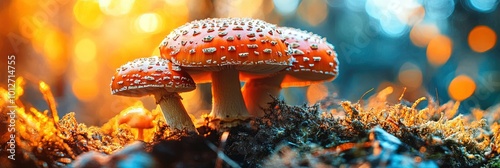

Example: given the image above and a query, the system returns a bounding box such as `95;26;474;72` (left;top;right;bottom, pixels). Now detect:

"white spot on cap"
228;46;236;51
292;49;305;55
327;50;333;56
218;31;228;36
203;35;214;42
263;48;272;54
233;26;243;30
247;44;258;49
239;52;249;57
312;57;321;62
290;42;300;48
310;44;318;50
202;47;217;54
193;30;201;36
189;49;196;54
144;76;155;81
170;49;180;56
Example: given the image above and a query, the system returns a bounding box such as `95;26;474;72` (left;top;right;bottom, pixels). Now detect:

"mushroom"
241;27;339;116
159;18;291;126
110;56;197;132
118;107;154;141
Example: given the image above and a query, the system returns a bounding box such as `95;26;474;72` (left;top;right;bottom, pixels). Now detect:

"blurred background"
0;0;499;125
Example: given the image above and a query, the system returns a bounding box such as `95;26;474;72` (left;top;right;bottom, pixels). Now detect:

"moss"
222;87;496;167
2;82;499;167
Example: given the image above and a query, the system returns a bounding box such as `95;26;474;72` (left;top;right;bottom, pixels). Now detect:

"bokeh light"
43;29;65;63
73;0;104;29
365;0;422;37
410;23;440;47
3;0;499;126
426;35;452;66
448;75;476;101
75;38;97;63
161;1;189;31
468;25;497;53
72;78;99;102
343;0;367;12
74;61;98;81
273;0;300;16
297;0;328;26
40;28;68;76
214;0;266;18
423;0;455;20
134;13;162;33
98;0;135;16
307;83;329;104
398;62;422;90
467;0;499;13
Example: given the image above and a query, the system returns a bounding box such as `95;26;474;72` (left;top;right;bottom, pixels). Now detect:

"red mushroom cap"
159;18;291;83
280;27;339;87
110;56;196;96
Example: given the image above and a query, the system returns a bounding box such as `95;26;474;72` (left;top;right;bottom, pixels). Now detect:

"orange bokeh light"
410;23;440;47
298;0;328;26
307;83;328;104
398;63;422;90
98;0;136;16
448;75;476;101
468;25;497;53
426;35;452;66
72;78;99;102
75;38;97;63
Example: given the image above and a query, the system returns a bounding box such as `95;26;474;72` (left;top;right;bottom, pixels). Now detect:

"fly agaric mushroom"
241;27;339;116
118;107;154;141
159;18;291;125
110;56;197;132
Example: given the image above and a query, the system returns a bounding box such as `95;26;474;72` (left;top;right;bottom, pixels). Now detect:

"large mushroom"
110;56;197;132
159;18;291;126
241;27;339;116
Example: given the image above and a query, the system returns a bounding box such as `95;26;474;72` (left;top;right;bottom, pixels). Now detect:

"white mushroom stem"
154;92;196;132
242;73;285;117
210;69;250;122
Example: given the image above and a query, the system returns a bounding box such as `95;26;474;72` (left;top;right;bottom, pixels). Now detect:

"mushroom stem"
137;128;144;141
210;69;250;122
155;93;196;132
242;73;286;117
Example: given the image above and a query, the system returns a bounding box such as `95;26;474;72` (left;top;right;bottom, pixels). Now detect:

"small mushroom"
110;56;197;132
159;18;291;127
241;27;339;116
118;107;154;141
